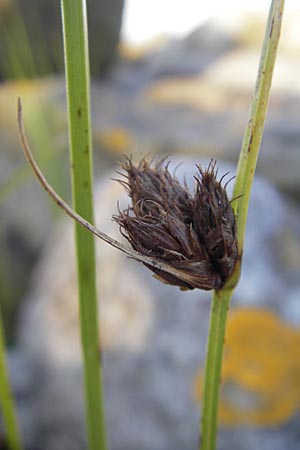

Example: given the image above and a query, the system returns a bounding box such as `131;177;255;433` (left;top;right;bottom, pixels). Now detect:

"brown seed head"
114;157;238;291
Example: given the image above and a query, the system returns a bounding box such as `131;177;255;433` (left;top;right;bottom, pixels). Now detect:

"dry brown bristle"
114;157;238;290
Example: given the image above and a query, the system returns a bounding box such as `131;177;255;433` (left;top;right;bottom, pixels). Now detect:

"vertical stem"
232;0;285;253
200;290;232;450
60;2;107;450
0;311;23;450
199;1;285;449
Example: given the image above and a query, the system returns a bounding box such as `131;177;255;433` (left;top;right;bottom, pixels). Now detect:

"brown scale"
114;157;238;291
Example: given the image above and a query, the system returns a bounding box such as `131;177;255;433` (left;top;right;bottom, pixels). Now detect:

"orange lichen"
194;308;300;426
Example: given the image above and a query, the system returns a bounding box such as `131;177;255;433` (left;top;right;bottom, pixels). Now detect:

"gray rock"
16;158;300;450
0;78;114;338
1;14;300;331
93;38;300;200
1;14;300;447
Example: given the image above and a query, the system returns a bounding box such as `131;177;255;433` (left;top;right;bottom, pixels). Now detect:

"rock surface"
1;14;300;447
15;158;300;450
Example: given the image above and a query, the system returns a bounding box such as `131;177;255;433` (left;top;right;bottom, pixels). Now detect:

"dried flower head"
17;98;238;291
114;157;238;291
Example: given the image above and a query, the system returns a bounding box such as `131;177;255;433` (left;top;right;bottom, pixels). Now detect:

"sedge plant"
200;1;285;449
16;0;285;449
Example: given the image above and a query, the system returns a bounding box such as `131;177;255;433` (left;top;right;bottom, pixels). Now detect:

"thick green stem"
0;311;23;450
200;1;285;449
60;2;107;450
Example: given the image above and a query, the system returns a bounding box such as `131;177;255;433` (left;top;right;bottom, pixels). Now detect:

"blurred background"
1;1;300;449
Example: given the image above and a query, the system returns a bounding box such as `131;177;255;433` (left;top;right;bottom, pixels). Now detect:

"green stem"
200;289;232;450
60;2;108;450
232;0;285;253
200;1;285;449
0;311;23;450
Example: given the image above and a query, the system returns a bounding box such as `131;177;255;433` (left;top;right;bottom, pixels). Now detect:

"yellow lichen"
98;127;133;154
194;308;300;426
144;77;231;113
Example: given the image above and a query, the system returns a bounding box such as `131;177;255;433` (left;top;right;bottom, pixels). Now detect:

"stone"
15;158;300;450
1;14;300;445
195;308;300;426
0;78;114;337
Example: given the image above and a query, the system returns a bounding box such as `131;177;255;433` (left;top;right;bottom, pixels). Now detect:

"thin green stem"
200;1;285;449
60;2;107;450
232;0;285;254
200;289;232;450
0;310;23;450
